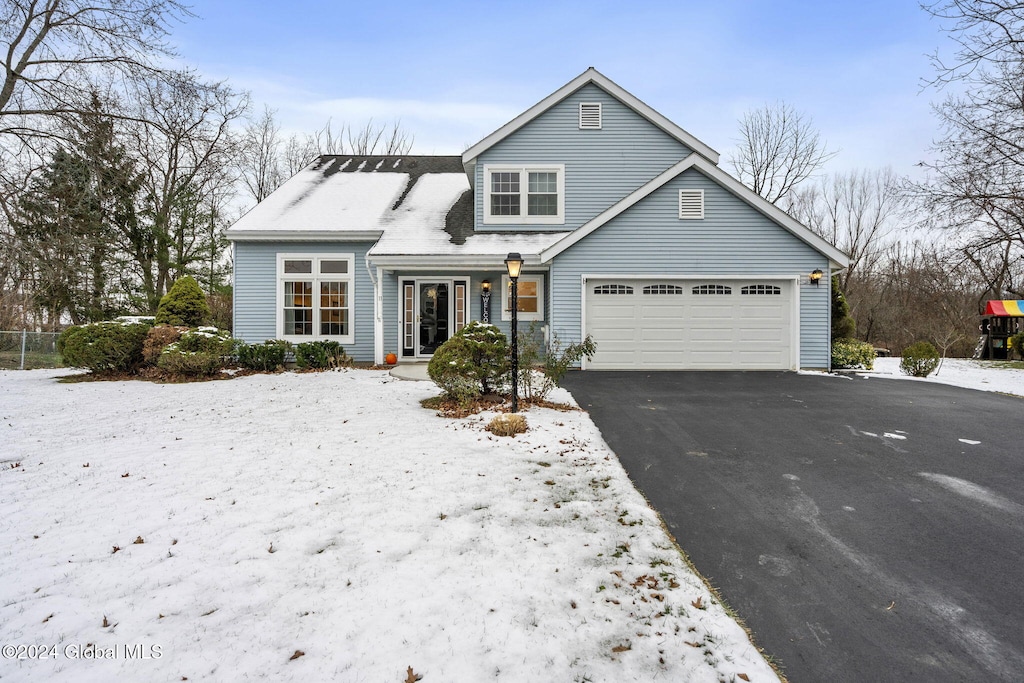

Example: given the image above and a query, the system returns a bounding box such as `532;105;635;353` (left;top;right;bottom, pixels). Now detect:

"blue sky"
172;1;947;177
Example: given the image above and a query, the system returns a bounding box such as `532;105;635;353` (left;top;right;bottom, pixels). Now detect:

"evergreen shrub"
831;338;876;370
236;339;290;371
295;340;351;369
58;320;152;373
900;341;940;377
155;276;209;327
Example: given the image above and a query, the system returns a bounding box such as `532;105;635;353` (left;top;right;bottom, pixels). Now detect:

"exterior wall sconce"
480;280;491;323
504;253;524;413
809;269;824;286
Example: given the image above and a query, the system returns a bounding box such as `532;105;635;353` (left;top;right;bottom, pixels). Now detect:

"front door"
417;281;450;356
401;278;469;359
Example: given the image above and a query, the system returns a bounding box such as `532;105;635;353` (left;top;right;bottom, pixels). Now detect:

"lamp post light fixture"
809;269;824;286
504;252;524;413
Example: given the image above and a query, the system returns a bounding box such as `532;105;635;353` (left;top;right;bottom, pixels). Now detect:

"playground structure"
975;300;1024;360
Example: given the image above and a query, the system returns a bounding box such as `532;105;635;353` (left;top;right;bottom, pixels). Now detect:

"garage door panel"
585;279;793;370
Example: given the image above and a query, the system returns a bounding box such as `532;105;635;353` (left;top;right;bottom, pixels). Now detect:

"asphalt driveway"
561;371;1024;682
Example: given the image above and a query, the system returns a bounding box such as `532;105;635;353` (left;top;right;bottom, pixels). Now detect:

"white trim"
463;68;719;166
228;230;383;242
539;154;850;268
275;252;355;344
482;164;565;225
368;254;551;269
501;273;545;322
792;278;801;370
373;266;384;365
404;276;472;359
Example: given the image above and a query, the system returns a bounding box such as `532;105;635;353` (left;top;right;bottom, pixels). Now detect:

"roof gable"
462;68;720;168
539;154;850;267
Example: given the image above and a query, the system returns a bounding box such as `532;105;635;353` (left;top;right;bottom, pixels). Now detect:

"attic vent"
678;189;704;219
579;102;602;129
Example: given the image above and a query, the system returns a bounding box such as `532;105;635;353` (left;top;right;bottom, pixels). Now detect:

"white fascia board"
540;155;699;261
462;68;720;167
367;254;547;269
226;230;384;242
691;160;851;268
540;154;851;268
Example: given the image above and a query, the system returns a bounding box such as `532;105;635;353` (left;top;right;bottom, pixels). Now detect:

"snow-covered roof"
226;156;468;242
227;155;569;262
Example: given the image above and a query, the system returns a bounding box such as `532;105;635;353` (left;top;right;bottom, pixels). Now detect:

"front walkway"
389;363;429;381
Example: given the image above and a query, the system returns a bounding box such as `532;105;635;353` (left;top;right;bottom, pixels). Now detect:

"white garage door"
585;279;794;370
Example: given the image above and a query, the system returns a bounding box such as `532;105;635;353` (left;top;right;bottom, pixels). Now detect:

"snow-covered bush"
900;341;940;377
428;321;509;403
157;327;234;377
831;338;875;370
295;340;351;370
236;339;290;371
155;276;210;327
58;320;153;373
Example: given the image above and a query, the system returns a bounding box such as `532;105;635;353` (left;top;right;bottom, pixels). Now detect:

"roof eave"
226;230;385;242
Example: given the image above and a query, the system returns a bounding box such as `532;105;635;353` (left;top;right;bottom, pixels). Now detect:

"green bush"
831;338;876;370
1010;331;1024;360
236;339;290;371
157;327;234;377
428;321;509;403
58;320;152;373
295;340;351;369
900;341;940;377
155;276;210;327
517;323;597;400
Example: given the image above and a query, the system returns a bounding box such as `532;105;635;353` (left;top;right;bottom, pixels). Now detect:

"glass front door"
418;282;450;356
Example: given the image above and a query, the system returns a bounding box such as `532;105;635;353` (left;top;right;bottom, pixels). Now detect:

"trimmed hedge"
157;327;234;377
236;339;290;371
831;338;876;370
58;320;153;373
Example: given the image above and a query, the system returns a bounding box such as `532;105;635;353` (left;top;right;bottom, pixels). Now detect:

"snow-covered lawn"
0;369;777;682
862;357;1024;397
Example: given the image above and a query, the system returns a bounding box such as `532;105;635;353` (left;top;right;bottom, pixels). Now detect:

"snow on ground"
861;357;1024;397
0;369;777;683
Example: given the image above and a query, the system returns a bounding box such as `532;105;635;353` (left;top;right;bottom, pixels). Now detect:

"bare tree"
789;167;907;292
237;105;284;204
918;2;1024;295
728;101;837;205
0;0;190;141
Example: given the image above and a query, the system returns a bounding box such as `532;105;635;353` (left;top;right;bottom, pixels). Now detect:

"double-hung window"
483;165;564;225
278;254;354;342
501;274;544;322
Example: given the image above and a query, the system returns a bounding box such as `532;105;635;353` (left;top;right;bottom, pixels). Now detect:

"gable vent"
678;189;704;219
579;102;602;129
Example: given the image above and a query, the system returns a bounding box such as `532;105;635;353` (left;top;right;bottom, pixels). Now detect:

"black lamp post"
504;252;523;413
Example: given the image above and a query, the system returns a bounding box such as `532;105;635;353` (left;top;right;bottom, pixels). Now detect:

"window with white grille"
643;284;685;295
593;284;634;295
579;102;602;129
692;284;732;295
741;285;782;295
679;189;704;219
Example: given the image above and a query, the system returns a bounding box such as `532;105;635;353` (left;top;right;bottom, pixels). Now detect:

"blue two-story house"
226;68;849;370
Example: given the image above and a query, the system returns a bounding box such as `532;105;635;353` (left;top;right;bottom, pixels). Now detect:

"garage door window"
643;284;684;295
593;284;634;295
693;284;732;295
742;285;782;295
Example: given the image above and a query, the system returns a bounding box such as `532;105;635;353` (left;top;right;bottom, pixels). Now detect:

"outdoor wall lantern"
480;280;491;323
504;252;524;413
809;269;824;286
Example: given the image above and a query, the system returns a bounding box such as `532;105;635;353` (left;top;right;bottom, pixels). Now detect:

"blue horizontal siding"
233;241;376;361
476;83;692;232
551;169;831;368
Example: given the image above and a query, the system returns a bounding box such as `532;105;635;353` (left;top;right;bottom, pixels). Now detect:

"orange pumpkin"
385;353;398;365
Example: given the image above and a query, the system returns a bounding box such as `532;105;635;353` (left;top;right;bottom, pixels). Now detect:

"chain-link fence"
0;331;62;370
